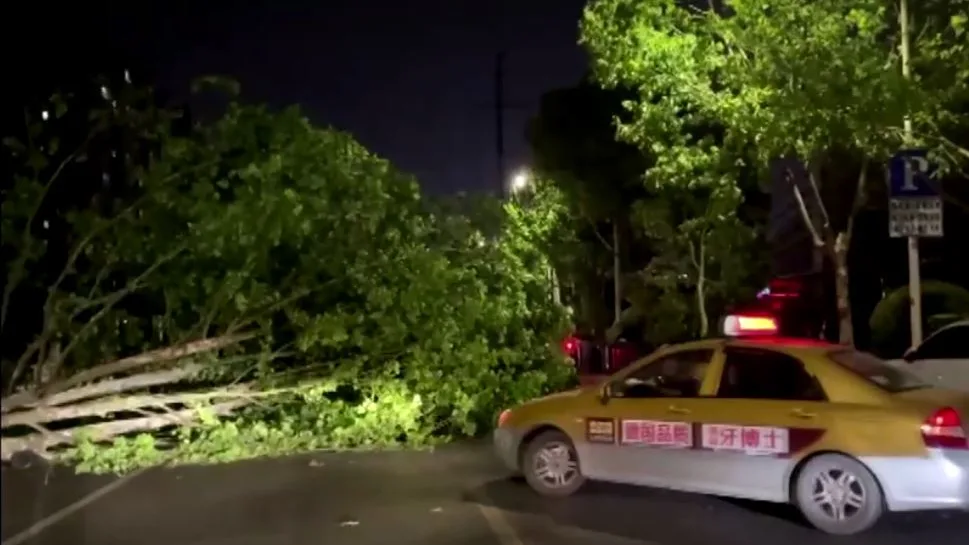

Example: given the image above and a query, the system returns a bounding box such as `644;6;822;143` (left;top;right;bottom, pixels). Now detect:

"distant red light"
768;277;804;298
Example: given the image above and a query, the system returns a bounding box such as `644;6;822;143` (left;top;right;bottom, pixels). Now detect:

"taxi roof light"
722;314;779;337
921;407;968;450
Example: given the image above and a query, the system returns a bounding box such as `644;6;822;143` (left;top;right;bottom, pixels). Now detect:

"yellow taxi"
494;314;969;535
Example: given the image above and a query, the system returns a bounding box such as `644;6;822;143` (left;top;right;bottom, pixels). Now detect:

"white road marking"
476;502;526;545
1;467;149;545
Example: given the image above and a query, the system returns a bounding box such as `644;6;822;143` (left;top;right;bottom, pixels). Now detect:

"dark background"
8;0;589;195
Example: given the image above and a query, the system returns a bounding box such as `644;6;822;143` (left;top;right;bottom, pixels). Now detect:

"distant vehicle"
888;320;969;392
562;336;644;385
498;313;969;535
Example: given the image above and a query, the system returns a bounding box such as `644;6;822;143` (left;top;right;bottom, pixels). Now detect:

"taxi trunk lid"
893;387;969;434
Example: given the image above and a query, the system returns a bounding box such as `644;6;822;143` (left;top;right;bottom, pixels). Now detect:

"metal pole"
899;0;923;347
494;52;506;196
612;221;622;324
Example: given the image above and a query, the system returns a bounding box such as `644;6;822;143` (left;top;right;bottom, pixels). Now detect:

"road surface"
2;443;966;545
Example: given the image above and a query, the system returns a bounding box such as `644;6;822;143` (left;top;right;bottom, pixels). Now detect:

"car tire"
793;453;884;535
521;430;586;498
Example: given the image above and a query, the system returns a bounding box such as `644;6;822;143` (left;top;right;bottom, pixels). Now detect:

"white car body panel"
899;358;969;392
887;320;969;393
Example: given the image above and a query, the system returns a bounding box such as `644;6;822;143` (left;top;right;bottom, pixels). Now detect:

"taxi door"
683;345;834;502
577;347;723;490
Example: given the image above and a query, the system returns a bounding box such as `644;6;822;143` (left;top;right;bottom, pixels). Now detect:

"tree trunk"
2;366;203;413
831;232;853;345
789;160;868;347
612;221;622;325
549;264;561;305
695;239;709;338
0;399;248;460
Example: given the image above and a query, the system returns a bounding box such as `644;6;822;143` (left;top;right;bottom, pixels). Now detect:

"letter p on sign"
902;155;930;192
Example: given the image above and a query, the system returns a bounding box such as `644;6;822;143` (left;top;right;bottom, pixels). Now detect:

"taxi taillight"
921;407;968;449
497;409;513;428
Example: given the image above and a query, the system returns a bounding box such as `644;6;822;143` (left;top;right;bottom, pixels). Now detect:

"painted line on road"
2;467;150;545
476;502;526;545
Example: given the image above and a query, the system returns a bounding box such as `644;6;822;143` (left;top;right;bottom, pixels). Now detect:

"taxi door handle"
790;408;817;419
667;405;691;415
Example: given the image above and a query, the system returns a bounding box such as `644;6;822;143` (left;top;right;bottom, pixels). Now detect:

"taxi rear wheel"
521;430;585;497
793;454;884;535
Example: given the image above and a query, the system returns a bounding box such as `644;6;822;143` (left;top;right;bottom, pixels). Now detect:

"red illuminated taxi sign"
722;314;779;337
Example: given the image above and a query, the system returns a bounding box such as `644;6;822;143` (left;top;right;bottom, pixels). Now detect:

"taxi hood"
516;385;594;410
534;385;591;402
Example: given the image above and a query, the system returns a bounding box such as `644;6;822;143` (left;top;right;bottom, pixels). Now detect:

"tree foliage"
1;87;575;472
527;83;649;224
527;83;654;333
635;187;762;338
581;0;969;344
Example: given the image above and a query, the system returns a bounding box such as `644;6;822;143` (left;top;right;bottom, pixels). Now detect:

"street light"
509;168;531;194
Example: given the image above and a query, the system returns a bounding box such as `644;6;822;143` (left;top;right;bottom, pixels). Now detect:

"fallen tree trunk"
51;333;254;392
1;385;252;428
1;366;203;413
0;399;249;461
1;333;252;413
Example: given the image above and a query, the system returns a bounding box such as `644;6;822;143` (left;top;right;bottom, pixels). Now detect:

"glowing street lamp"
509;168;531;194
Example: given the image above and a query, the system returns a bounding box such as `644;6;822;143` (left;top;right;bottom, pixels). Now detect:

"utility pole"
612;221;622;325
899;0;923;347
494;52;506;195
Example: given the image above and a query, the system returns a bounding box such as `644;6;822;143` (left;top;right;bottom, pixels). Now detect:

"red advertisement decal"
621;419;692;448
701;424;789;455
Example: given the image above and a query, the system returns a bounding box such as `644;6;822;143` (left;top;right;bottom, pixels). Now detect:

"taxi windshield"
827;349;929;393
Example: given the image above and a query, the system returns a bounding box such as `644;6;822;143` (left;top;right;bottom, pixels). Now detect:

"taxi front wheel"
793;454;884;535
522;430;586;497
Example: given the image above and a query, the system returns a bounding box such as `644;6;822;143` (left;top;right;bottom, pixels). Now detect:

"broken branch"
46;332;255;395
2;365;202;413
0;400;249;461
1;386;254;428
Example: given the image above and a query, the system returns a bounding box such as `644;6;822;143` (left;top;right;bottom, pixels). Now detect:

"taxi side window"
717;347;827;402
616;349;714;399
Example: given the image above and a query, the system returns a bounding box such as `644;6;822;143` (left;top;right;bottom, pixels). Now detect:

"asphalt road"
2;443;967;545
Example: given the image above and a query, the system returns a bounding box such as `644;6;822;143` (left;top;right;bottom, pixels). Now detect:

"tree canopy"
581;0;969;344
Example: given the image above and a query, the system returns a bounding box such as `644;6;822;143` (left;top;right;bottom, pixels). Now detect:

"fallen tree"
2;93;575;474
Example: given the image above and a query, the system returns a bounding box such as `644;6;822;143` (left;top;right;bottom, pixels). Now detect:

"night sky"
14;0;589;195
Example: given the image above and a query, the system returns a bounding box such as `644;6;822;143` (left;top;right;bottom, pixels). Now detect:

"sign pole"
899;0;923;347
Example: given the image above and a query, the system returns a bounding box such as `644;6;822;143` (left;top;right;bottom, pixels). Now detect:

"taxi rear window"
827;349;928;393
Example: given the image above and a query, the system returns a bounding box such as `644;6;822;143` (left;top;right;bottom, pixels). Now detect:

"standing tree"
581;0;969;344
527;82;650;332
636;186;762;337
503;178;579;307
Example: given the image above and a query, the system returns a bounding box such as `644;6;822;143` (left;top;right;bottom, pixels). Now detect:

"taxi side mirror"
598;383;613;405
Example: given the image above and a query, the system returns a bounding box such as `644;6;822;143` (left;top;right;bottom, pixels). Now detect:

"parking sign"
888;150;942;237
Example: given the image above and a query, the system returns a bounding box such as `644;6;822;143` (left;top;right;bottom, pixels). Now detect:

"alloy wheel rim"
809;468;866;521
532;441;578;488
